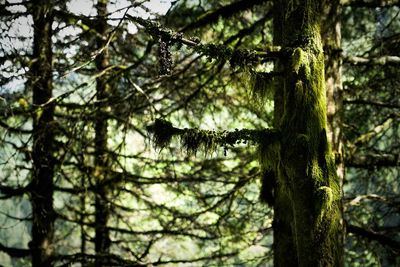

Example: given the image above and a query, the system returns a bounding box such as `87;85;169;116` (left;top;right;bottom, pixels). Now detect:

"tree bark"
322;1;345;265
270;1;343;266
30;1;55;267
94;1;111;266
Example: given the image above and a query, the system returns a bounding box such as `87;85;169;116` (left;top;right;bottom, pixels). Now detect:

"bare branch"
341;0;400;7
180;0;268;32
351;114;398;149
347;153;399;168
343;55;400;65
0;184;30;199
347;223;400;252
344;99;400;109
0;243;30;258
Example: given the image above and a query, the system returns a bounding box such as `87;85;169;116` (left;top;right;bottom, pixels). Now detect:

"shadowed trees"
0;0;399;266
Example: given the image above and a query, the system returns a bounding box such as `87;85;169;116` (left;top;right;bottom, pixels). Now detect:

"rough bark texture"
322;0;345;183
94;1;111;266
322;2;345;264
268;1;343;266
30;1;55;267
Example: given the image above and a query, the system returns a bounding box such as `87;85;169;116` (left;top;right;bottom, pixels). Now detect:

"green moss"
315;186;334;217
198;44;259;68
271;1;343;265
287;48;327;150
35;107;43;121
292;47;308;74
149;119;273;155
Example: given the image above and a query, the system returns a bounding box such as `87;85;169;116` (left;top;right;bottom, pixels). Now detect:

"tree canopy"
0;0;399;266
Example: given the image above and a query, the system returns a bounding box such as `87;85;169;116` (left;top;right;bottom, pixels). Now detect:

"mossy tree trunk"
30;1;56;267
94;0;111;266
322;1;345;260
269;1;343;266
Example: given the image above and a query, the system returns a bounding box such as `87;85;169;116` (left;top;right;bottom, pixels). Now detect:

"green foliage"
1;0;399;266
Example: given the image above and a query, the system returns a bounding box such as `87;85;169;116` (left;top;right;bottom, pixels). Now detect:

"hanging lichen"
240;68;280;111
251;71;277;103
158;35;172;75
147;119;279;156
147;119;179;150
181;128;220;156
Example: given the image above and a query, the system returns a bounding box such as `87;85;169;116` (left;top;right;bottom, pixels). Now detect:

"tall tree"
147;1;343;265
29;1;56;266
270;1;342;266
1;0;399;266
94;0;111;265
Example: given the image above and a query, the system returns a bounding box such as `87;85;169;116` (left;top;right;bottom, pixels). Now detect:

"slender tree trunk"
94;1;111;266
322;0;345;183
322;1;345;263
29;1;55;267
270;2;298;266
270;1;343;266
80;175;87;267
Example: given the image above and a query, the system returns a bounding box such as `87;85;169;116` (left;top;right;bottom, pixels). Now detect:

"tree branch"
346;153;399;168
347;223;400;252
341;0;400;7
344;99;400;109
180;0;267;32
345;194;400;210
351;114;397;148
127;15;281;67
0;184;30;199
54;253;144;267
152;251;238;266
147;119;279;155
0;120;32;134
0;243;30;258
343;55;400;65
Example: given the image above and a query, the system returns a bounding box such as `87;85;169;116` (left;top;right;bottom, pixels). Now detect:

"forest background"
0;0;399;266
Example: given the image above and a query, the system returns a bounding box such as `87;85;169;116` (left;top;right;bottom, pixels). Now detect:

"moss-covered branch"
147;119;279;155
127;15;281;68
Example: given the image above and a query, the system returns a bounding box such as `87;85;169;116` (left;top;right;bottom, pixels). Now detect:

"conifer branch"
341;0;400;7
0;243;30;258
127;15;281;68
347;223;400;252
180;0;267;32
347;153;399;168
147;119;279;155
343;55;400;65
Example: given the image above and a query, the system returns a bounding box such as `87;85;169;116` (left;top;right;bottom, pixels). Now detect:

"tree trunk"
322;1;345;263
94;1;111;266
30;1;55;267
270;1;343;266
322;0;345;183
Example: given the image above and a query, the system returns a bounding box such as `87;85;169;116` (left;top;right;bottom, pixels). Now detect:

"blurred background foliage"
0;0;399;266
